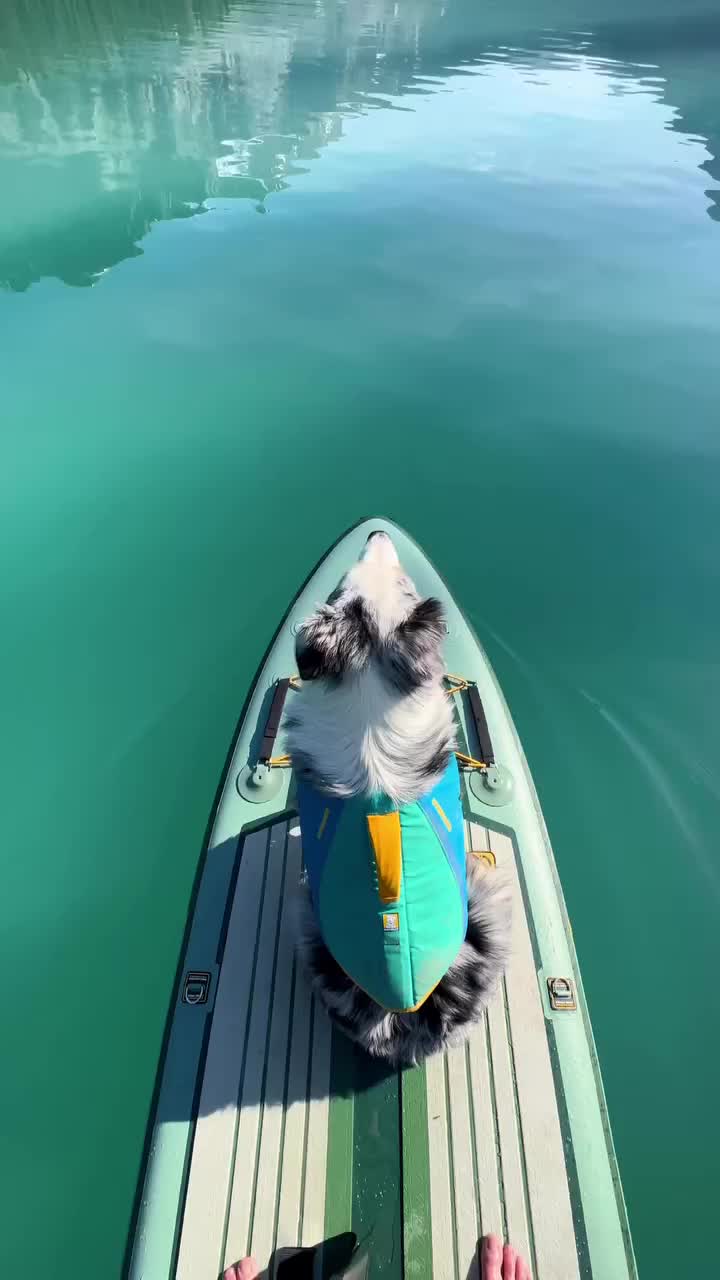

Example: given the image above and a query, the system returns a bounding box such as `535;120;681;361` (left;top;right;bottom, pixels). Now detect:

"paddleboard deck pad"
125;519;637;1280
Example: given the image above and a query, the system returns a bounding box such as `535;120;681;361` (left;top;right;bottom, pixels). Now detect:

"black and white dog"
285;531;511;1065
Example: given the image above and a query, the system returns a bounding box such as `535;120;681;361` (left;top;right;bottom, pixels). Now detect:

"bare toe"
223;1260;260;1280
516;1254;532;1280
482;1235;504;1280
502;1244;517;1278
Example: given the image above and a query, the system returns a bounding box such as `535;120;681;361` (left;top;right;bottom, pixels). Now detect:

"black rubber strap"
259;678;290;762
468;684;495;765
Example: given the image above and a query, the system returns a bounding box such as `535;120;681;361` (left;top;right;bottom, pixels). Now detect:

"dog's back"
297;755;468;1016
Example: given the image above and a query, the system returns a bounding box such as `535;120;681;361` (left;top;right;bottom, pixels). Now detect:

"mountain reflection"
0;0;717;291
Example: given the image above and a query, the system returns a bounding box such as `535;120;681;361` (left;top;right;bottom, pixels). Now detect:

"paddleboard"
125;517;637;1280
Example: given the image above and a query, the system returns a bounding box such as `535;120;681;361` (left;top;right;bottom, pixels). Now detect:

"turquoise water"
2;1;719;1275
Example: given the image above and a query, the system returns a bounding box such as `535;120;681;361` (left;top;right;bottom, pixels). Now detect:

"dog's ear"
295;606;336;680
382;597;446;693
295;599;373;681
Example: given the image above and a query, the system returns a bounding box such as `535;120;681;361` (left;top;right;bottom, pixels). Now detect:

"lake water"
2;1;719;1276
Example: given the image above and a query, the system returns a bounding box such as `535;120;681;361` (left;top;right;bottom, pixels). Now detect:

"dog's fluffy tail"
295;856;512;1066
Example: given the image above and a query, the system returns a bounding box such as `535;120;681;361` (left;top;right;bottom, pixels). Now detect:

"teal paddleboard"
125;518;636;1280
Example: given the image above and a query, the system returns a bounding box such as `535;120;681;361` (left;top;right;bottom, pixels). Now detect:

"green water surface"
2;2;719;1276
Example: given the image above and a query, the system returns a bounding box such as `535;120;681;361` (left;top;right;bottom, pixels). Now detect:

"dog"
284;531;511;1065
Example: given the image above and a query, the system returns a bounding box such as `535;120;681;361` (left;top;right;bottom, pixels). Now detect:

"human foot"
482;1234;532;1280
223;1260;260;1280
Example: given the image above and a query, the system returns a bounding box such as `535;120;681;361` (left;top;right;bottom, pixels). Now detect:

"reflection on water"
0;0;437;288
1;0;719;289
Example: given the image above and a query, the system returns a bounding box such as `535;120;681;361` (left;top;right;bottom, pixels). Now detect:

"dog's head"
295;531;446;694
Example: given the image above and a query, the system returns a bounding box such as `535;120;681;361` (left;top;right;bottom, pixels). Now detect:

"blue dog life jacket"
297;756;467;1012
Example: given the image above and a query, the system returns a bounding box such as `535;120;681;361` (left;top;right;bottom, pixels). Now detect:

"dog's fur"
285;532;511;1065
